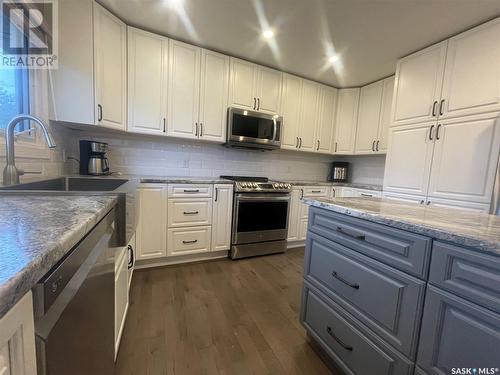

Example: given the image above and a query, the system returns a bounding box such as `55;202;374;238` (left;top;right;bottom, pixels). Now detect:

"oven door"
227;108;282;149
233;193;290;245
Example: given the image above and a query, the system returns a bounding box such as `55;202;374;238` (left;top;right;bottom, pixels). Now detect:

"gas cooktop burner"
221;176;292;193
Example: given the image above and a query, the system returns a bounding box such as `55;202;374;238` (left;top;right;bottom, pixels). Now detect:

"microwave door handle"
272;119;278;141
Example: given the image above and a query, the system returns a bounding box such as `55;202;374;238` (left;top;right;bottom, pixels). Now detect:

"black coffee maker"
79;140;110;175
328;162;349;182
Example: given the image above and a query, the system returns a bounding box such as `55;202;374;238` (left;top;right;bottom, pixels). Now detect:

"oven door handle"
235;194;290;201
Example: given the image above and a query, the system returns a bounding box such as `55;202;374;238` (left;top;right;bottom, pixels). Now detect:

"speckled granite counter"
304;197;500;254
0;195;117;318
283;180;382;191
140;176;233;184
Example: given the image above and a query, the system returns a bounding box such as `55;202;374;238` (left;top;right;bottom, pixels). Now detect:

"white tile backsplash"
335;155;386;185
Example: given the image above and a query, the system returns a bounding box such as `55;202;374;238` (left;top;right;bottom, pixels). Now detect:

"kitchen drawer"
167;226;211;256
167;198;212;227
354;189;382;198
302;186;330;197
305;232;426;358
167;184;213;198
308;207;432;279
417;286;500;374
429;241;500;313
301;283;414;375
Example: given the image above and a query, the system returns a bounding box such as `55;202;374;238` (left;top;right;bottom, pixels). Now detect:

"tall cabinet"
333;88;360;154
384;17;500;212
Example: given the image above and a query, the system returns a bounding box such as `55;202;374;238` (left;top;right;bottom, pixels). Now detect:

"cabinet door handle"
439;99;445;116
335;142;338;153
429;125;435;141
372;140;375;151
431;100;438;117
257;98;260;111
296;137;299;148
426;200;431;206
300;188;304;200
376;140;379;151
163;118;166;133
299;138;302;148
195;122;199;137
253;97;256;110
183;189;200;193
183;211;199;215
420;200;425;205
326;327;353;351
214;187;218;202
331;271;360;290
97;104;103;122
436;124;442;140
316;140;320;150
336;226;366;240
200;123;203;137
127;245;134;269
182;239;198;244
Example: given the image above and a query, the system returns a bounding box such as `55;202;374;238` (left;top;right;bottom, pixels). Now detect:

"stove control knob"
253;183;258;188
241;182;247;188
287;184;291;189
273;183;279;189
279;183;285;188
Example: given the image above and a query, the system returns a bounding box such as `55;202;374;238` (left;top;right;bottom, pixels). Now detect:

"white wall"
334;155;386;186
66;130;336;181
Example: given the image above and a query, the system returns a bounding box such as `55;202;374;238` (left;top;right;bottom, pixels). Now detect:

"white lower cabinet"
115;246;129;358
167;226;211;256
382;192;425;205
127;234;136;290
0;292;36;375
167;198;212;227
211;184;234;251
426;198;491;213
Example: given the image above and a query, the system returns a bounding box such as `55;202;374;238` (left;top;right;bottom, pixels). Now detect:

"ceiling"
99;0;500;87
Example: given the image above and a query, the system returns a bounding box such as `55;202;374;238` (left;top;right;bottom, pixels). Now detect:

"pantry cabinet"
333;88;360;154
315;85;337;153
50;0;127;129
354;80;384;154
229;58;282;114
127;27;168;135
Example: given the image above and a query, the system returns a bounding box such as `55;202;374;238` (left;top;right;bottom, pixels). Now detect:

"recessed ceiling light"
165;0;183;8
329;54;340;63
263;29;274;39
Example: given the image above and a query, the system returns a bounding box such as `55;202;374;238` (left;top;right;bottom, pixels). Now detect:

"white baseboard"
287;240;305;249
135;249;229;269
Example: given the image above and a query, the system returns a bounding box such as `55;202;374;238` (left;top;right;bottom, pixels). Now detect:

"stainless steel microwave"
226;107;282;150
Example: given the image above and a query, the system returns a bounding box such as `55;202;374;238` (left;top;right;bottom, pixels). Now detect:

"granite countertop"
0;195;118;318
140;176;233;184
304;197;500;255
283;180;382;191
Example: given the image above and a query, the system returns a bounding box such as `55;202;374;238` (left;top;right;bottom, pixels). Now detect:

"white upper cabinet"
198;49;230;143
315;85;337;153
281;74;303;150
93;3;127;130
427;113;500;203
355;80;384;154
298;80;320;152
440;18;500;120
334;88;360;154
228;58;282;114
211;184;234;251
391;42;447;127
377;76;395;152
127;27;168;136
167;40;201;139
383;122;435;197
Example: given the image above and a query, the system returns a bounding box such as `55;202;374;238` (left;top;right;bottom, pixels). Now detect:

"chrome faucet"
3;114;56;186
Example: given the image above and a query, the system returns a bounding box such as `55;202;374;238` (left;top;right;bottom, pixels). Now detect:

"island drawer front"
305;232;426;358
417;286;500;374
308;207;432;279
168;185;213;198
429;242;500;313
301;283;414;375
167;198;213;228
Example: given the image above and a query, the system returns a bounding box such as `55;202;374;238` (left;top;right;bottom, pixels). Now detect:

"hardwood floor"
115;247;334;375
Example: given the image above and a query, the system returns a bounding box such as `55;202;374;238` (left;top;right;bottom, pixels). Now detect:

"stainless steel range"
221;176;292;259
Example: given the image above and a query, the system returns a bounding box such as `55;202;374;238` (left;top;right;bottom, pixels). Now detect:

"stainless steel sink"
0;177;128;191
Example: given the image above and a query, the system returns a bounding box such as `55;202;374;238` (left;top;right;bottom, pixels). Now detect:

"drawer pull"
311;190;322;193
183;189;200;193
183;211;199;215
336;226;366;241
360;193;373;197
331;271;360;290
182;240;198;244
326;326;353;351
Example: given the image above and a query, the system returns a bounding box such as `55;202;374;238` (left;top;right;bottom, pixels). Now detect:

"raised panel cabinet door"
114;246;129;357
211;184;234;251
427;113;500;203
127;27;168;136
440;18;500;119
287;188;301;241
392;41;447;127
137;185;167;260
417;286;500;374
93;3;127;130
167;40;201;139
334;88;360;154
377;76;395;152
280;74;302;150
198;49;229;143
383;122;435;197
298;80;321;152
355;80;384;154
256;66;282;114
228;58;258;110
315;85;337;153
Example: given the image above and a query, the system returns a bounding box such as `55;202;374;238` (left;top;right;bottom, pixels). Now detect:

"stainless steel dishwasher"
33;207;118;375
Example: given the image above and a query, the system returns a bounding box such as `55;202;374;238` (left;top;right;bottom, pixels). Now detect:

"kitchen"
0;0;499;374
